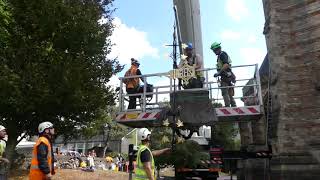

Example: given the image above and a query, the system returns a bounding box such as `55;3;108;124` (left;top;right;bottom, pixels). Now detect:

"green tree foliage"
150;127;172;150
82;106;128;141
170;140;209;169
155;140;209;169
212;103;239;150
153;102;239;169
0;0;11;46
212;124;239;150
0;0;122;160
106;107;130;141
151;127;172;167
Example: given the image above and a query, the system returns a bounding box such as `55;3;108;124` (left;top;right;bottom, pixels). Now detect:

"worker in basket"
179;42;204;89
211;42;237;107
124;58;150;109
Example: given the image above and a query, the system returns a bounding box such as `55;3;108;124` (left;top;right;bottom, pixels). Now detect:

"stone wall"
262;0;320;179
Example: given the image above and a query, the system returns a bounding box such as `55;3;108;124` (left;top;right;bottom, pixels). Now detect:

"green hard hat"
210;42;221;50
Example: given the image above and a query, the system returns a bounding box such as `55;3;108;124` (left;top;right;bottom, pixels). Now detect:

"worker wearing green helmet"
210;42;236;107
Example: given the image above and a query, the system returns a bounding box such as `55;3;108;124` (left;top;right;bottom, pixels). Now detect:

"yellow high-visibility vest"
134;144;155;180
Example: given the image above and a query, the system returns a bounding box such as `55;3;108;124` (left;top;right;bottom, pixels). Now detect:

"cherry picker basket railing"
115;63;263;128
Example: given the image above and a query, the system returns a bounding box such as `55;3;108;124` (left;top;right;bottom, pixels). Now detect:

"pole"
119;80;123;111
171;7;181;177
135;128;138;146
128;144;136;180
174;5;183;90
171;21;177;153
174;5;183;56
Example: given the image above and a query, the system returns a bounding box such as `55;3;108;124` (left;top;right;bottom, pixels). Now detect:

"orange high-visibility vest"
125;66;140;89
29;136;53;180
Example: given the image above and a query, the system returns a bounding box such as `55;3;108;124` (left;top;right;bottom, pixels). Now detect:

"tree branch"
17;133;27;144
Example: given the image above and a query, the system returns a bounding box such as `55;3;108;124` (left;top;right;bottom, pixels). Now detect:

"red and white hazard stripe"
257;152;268;156
136;111;161;120
210;160;223;164
116;110;161;121
215;106;260;116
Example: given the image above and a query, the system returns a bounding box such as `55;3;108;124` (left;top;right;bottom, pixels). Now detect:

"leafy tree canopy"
0;0;122;157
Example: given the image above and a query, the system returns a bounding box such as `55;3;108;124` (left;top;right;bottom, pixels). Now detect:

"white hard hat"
38;122;54;133
0;125;6;132
138;128;151;141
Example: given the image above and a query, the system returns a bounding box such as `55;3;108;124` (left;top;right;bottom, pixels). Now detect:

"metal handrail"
119;72;169;80
125;94;256;100
119;63;258;80
118;64;262;112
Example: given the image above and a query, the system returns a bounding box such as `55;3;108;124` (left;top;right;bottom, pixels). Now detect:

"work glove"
226;72;232;77
0;158;9;164
214;72;220;77
45;174;52;180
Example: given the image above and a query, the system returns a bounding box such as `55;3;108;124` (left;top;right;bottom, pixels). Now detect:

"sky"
107;0;267;106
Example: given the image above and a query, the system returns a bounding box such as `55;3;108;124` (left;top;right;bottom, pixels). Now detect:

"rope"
265;55;272;151
264;55;273;180
216;77;220;103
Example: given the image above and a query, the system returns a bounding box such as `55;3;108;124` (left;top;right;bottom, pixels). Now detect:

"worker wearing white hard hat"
0;125;7;142
29;122;56;180
0;125;9;180
134;128;171;180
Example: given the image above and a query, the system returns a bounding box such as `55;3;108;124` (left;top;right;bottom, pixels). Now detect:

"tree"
81;106;128;141
81;105;129;157
212;124;239;150
153;102;239;171
150;127;172;151
0;0;122;162
212;103;239;150
151;127;176;178
0;0;11;47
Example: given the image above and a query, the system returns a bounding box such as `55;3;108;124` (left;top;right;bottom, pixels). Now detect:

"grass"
9;169;129;180
8;168;229;179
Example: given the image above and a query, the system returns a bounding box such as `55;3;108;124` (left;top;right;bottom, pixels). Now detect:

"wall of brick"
261;0;320;179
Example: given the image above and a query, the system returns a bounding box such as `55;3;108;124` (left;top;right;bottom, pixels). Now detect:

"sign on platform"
126;113;139;119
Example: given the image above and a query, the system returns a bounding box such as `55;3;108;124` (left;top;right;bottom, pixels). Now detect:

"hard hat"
131;58;140;65
0;125;6;132
38;121;54;133
186;42;193;49
138;128;151;141
210;42;221;50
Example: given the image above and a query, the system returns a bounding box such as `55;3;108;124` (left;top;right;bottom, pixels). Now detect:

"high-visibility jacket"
29;136;53;180
216;51;236;83
125;65;140;89
216;51;232;71
0;139;6;157
134;145;155;180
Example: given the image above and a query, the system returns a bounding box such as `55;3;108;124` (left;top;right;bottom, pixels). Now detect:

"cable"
216;77;220;104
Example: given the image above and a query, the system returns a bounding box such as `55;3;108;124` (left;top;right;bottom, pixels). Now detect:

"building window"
88;142;94;149
76;143;85;153
95;142;102;147
67;144;75;151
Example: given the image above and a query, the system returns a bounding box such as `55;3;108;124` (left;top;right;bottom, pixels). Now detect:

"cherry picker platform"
115;64;263;129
